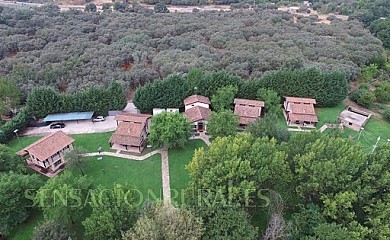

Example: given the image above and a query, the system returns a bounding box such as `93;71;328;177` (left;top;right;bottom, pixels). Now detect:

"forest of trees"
0;6;383;96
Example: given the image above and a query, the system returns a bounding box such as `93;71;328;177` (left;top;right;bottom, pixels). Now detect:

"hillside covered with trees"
0;6;383;95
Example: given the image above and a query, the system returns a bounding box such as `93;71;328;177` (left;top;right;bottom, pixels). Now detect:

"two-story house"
283;96;318;127
233;98;265;127
18;131;74;177
110;113;152;153
183;95;211;132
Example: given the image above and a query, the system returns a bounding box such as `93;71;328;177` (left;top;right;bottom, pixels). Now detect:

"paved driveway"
21;116;117;136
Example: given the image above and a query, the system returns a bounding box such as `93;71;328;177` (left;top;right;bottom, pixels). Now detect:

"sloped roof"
289;113;318;122
290;103;316;115
115;113;151;123
183;95;210;105
20;131;74;160
284;97;316;104
109;122;145;147
234;98;265;107
339;109;370;126
184;106;211;123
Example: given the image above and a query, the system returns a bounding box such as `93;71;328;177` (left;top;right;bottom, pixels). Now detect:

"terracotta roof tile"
183;95;210;105
21;131;74;160
234;98;265;107
115;113;151;123
234;105;261;118
284;97;316;104
289;113;318;122
184;106;211;123
109;122;145;146
290;103;315;115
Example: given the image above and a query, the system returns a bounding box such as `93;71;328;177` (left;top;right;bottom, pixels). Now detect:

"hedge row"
133;68;348;112
0;108;31;144
27;81;127;119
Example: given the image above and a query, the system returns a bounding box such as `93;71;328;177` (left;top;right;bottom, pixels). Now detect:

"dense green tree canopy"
123;202;204;240
36;171;92;224
32;220;73;240
0;173;43;236
206;110;239;138
148;112;191;148
0;7;382;95
0;78;20;114
211;85;237;111
83;184;139;240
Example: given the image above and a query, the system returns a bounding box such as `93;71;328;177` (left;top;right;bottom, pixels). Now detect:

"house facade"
18;131;74;177
283;97;318;127
233;98;265;127
183;95;211;132
110;113;152;153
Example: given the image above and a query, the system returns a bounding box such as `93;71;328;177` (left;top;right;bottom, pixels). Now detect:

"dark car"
50;122;65;129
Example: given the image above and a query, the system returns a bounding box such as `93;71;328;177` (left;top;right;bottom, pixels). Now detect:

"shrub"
383;108;390;121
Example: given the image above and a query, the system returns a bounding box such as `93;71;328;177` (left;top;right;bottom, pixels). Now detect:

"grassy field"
316;103;346;128
7;132;113;153
168;140;208;205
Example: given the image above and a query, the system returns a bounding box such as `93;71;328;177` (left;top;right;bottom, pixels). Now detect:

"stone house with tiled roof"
283;96;318;127
233;98;265;127
110;113;152;153
183;95;211;132
18;131;74;177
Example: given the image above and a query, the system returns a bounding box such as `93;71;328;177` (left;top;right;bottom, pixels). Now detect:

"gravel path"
160;148;171;204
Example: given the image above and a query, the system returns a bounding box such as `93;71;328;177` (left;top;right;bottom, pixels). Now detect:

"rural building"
338;106;371;131
18;131;74;177
110;113;152;153
184;95;211;132
184;95;211;111
152;108;179;115
233;98;265;127
283;96;318;128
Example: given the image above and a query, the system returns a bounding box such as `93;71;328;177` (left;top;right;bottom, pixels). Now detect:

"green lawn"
168;140;208;205
8;132;113;153
78;155;163;200
339;117;390;152
316;103;346;128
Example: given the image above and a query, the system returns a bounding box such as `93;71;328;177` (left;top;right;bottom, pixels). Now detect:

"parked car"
93;116;105;122
50;122;65;129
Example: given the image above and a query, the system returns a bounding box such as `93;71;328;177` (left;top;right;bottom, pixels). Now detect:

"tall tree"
211;85;237;111
200;206;258;240
123;202;204;240
32;220;73;240
148;112;191;149
64;147;88;176
36;171;92;225
108;81;127;111
207;110;239;138
247;114;290;142
0;173;43;236
257;88;281;115
187;133;256;206
0;78;20;114
0;144;26;173
83;184;139;240
27;87;62;118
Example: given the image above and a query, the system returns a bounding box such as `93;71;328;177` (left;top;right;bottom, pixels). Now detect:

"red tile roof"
289;113;318;122
234;98;265;107
234;105;261;125
284;97;316;104
184;106;211;123
110;122;145;147
183;95;210;105
20;131;74;160
115;113;151;123
290;103;316;115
